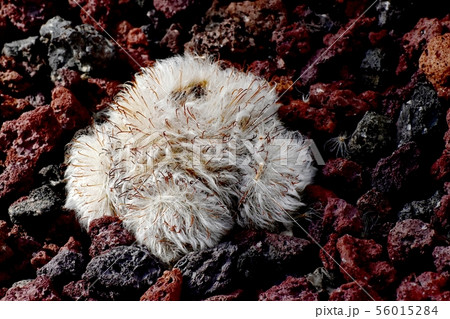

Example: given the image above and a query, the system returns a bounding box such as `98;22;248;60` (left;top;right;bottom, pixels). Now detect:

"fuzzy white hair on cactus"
64;55;316;264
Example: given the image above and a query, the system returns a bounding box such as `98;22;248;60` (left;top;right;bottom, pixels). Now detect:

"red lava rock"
1;275;61;301
320;233;339;271
322;158;364;196
0;105;62;202
185;0;287;57
434;183;450;228
140;268;183;301
387;219;435;264
278;99;337;133
305;185;338;209
433;246;450;273
323;198;363;235
271;75;294;95
396;272;450;301
247;60;278;81
396;17;449;76
160;23;183;54
61;236;82;253
114;21;153;69
420;33;450;99
357;188;392;216
369;29;389;47
258;276;318;301
204;289;245;301
153;0;196;19
52;68;82;89
337;234;396;290
372;142;421;194
70;0;113;31
30;250;53;270
0;70;30;93
0;93;31;120
62;280;95;301
329;282;381;301
300;17;375;86
308;81;353;106
432;152;450;182
0;1;56;33
324;89;373;117
88;216;135;257
51;86;90;131
0;220;13;264
86;77;121;112
271;22;310;60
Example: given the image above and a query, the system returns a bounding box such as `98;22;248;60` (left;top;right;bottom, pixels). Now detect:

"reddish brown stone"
30;250;53;270
396;17;447;76
278;99;337;133
323;158;363;195
247;60;277;81
387;219;435;264
1;276;61;301
0;1;56;33
0;105;62;202
62;280;95;301
88;216;135;257
320;233;339;271
420;33;450;99
0;220;13;264
52;68;82;89
204;289;245;301
258;276;318;301
433;246;450;273
329;282;381;301
140;268;183;301
397;272;450;301
153;0;196;19
160;23;183;54
51;86;90;131
86;77;121;112
70;0;113;31
305;185;338;209
434;185;450;228
323;198;363;235
431;151;450;182
337;234;396;290
61;237;82;253
271;22;310;60
0;93;31;120
372;142;421;194
0;70;30;93
357;188;392;216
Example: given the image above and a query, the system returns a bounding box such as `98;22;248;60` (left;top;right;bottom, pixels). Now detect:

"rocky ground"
0;0;450;301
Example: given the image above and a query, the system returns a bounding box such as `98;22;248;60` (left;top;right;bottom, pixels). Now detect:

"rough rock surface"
82;245;162;300
258;276;319;301
140;268;183;301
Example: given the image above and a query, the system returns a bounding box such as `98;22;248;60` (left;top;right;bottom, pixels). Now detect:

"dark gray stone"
396;83;445;146
2;36;40;62
348;111;394;164
398;191;442;222
8;185;63;225
82;245;162;300
39;16;116;77
37;249;85;287
360;48;391;89
174;242;239;300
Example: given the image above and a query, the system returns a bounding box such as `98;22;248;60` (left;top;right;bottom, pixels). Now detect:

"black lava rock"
398;191;442;222
348;111;394;164
396;83;445;146
37;249;85;288
174;242;240;300
8;185;63;226
39;16;116;78
82;245;162;300
360;48;391;89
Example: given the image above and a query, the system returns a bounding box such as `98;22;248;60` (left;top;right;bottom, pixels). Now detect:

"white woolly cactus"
64;55;315;263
